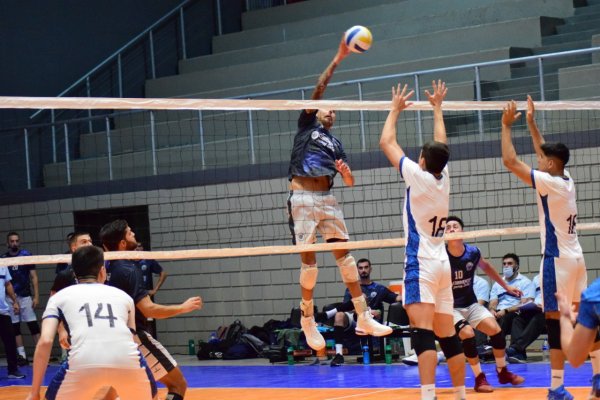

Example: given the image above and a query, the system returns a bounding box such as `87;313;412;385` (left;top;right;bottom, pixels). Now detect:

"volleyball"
344;25;372;53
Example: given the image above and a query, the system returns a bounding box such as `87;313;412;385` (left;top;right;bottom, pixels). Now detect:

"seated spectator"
488;253;535;336
505;273;545;363
321;258;399;367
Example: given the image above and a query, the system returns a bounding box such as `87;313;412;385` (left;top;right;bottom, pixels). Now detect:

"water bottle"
385;343;393;364
362;345;370;365
188;339;196;355
542;337;549;362
287;346;295;365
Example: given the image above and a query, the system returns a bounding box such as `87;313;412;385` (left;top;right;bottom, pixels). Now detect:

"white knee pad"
299;263;318;290
337;254;359;283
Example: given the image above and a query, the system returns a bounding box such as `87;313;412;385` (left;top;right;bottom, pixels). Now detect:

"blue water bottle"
362;345;370;365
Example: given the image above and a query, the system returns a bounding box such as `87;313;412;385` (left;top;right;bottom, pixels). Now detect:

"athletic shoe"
474;372;494;393
330;353;344;367
547;385;574;400
7;371;26;379
355;310;392;337
497;366;525;385
16;355;28;367
300;315;325;350
506;346;527;364
589;374;600;400
401;351;445;366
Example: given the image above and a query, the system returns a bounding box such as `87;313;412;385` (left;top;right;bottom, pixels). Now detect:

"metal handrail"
29;0;193;120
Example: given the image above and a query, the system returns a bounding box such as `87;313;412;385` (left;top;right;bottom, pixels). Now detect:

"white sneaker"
355;310;393;337
401;351;445;366
300;315;325;350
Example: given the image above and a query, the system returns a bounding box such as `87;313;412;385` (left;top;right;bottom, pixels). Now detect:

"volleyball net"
0;96;600;267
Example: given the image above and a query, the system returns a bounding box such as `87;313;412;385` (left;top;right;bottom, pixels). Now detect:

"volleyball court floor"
0;355;596;399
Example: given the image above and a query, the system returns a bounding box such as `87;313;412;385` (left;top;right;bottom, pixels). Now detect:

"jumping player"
287;35;391;351
445;216;525;393
379;80;466;400
501;96;600;400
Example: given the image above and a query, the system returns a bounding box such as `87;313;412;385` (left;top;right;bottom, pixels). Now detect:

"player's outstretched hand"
390;84;414;113
335;159;351;176
502;100;521;127
425;80;447;108
335;36;351;63
506;285;523;298
182;296;203;313
526;95;535;123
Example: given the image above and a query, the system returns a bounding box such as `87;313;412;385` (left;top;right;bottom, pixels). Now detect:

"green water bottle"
188;339;196;355
385;343;392;364
287;346;295;365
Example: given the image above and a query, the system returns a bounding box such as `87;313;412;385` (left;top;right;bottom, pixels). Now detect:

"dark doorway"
73;205;151;249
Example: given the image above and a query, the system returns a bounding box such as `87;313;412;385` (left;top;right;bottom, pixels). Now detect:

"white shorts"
453;303;494;329
135;330;178;381
403;256;454;315
287;190;349;245
540;256;587;312
6;296;37;323
45;366;155;400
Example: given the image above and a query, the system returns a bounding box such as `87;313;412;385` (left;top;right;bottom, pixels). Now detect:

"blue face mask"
503;267;514;279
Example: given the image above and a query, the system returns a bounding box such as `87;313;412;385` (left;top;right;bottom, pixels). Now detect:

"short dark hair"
6;231;19;240
69;231;90;246
502;253;520;266
99;219;128;251
540;142;569;166
72;245;104;279
446;216;464;228
357;258;371;267
421;140;450;174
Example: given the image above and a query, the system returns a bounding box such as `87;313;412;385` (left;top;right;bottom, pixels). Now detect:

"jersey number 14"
79;303;117;328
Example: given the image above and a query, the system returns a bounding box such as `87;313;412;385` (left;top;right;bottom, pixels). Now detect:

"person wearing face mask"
488;253;535;339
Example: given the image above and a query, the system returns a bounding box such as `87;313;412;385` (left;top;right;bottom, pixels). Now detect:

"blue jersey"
2;250;35;297
343;282;398;311
577;277;600;330
287;110;348;188
138;259;163;291
448;244;481;308
106;259;149;331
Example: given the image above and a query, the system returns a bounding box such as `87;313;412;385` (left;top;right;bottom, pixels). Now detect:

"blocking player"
501;96;600;400
445;216;524;393
379;80;466;400
287;35;391;351
26;246;156;400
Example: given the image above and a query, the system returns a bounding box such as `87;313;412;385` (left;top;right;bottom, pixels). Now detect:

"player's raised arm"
501;100;533;186
379;84;414;169
526;95;545;161
425;80;448;145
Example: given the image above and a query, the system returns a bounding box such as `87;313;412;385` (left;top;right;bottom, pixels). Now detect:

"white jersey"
43;283;142;370
531;169;582;258
400;156;450;261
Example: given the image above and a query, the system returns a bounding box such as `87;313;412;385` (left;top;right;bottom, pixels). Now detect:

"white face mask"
503;267;514;279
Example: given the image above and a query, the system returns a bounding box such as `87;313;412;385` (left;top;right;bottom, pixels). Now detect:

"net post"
64;123;71;185
51;109;57;163
179;7;187;60
538;58;547;133
150;111;158;175
414;74;423;146
358;82;366;152
86;76;93;134
248;109;256;164
24;128;31;190
105;117;113;181
149;30;156;80
474;66;484;140
198;110;206;168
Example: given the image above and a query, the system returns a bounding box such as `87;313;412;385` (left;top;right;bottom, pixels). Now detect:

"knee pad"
12;323;21;336
439;335;463;360
27;321;40;336
336;254;359;283
489;332;506;350
462;336;478;359
454;319;469;334
546;318;561;350
299;263;318;290
410;328;436;356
